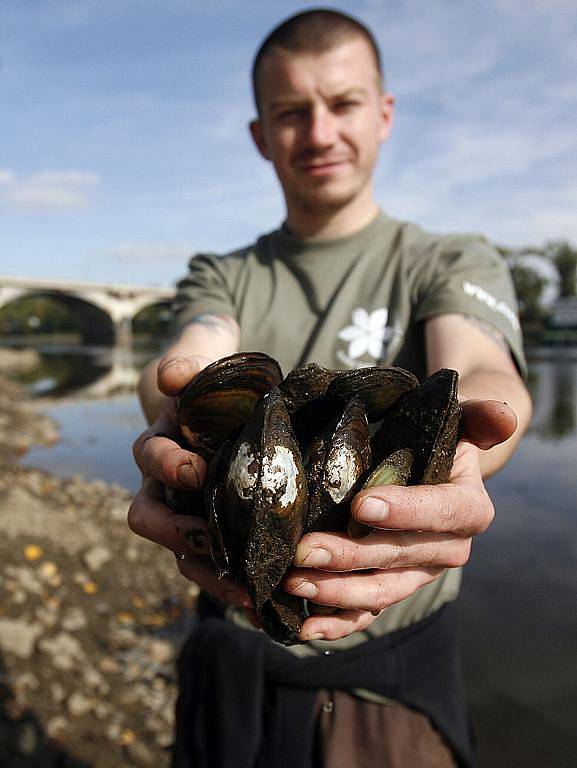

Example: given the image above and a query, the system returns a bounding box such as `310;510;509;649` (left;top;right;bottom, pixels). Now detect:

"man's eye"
279;109;305;120
335;100;359;111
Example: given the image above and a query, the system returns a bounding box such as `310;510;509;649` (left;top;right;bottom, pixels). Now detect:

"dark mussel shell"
222;387;308;612
259;588;306;646
279;363;338;413
177;352;283;461
371;369;460;485
279;363;340;448
305;397;371;533
326;366;419;423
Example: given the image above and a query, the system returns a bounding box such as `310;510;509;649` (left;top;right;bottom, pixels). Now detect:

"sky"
1;0;576;287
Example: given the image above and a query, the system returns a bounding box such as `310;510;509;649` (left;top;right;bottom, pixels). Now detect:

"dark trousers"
173;598;475;768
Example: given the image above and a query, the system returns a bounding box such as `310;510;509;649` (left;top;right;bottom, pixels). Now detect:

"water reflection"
526;352;577;439
13;342;160;401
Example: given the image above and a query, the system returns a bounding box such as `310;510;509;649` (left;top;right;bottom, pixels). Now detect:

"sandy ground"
0;354;196;767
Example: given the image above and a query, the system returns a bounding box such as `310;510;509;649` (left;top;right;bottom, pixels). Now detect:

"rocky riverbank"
0;368;196;767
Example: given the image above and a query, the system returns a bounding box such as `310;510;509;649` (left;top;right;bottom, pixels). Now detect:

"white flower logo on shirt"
337;307;393;361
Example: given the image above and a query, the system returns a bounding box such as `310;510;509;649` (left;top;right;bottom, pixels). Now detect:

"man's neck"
284;197;381;240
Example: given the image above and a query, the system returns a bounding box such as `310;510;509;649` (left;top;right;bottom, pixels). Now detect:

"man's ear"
249;119;271;160
378;92;395;144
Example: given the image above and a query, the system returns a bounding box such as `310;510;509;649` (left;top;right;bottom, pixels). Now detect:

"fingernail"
358;497;388;523
178;462;204;488
186;528;208;552
158;357;184;375
290;580;318;599
304;632;325;641
296;547;332;567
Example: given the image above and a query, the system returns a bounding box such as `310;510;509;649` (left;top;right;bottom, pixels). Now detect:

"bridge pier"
115;316;133;346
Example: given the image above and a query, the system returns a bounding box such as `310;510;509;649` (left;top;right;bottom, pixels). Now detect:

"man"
130;9;532;768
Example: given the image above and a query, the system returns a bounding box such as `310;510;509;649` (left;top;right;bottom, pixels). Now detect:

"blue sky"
1;0;576;287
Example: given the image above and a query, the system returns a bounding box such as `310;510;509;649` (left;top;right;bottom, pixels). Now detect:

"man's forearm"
138;313;241;425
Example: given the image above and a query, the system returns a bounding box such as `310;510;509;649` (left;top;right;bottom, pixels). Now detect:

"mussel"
172;352;462;645
177;352;283;462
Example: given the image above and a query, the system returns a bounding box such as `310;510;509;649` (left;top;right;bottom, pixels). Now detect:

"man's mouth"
296;158;350;175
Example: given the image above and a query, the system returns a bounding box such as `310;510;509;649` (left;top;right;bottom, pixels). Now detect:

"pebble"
50;682;66;703
84;545;112;572
127;740;156;766
99;655;121;674
105;722;122;743
36;605;60;628
38;560;62;588
61;606;87;632
67;690;95;718
14;671;40;692
82;666;110;694
39;631;85;670
23;544;43;561
46;715;69;740
5;565;43;595
126;546;139;562
0;618;42;659
147;639;173;665
94;701;112;719
10;588;27;605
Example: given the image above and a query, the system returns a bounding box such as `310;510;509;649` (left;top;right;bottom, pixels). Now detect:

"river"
9;343;577;767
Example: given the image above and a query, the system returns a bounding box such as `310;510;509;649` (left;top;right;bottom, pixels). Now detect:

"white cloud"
1;169;101;210
0;170;16;185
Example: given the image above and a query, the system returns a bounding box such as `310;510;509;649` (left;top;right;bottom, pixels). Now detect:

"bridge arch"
0;277;175;345
0;291;116;344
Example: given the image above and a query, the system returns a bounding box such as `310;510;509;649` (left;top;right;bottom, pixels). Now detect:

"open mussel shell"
305;397;371;533
177;352;283;461
326;366;419;423
223;387;308;612
371;369;460;485
348;448;414;538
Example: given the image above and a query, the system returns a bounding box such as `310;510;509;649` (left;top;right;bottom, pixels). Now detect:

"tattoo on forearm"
461;314;510;354
189;313;236;336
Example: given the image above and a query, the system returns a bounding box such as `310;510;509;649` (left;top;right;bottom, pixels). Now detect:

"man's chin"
297;188;359;214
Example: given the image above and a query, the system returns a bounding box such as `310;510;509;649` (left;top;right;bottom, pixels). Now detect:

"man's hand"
282;399;518;642
129;350;253;613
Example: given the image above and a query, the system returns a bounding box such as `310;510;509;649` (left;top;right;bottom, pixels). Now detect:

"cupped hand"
283;399;518;642
128;352;253;611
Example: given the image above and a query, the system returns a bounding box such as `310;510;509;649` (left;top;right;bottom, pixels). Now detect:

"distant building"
549;297;577;329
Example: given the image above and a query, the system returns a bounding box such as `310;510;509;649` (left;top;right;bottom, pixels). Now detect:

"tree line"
499;239;577;324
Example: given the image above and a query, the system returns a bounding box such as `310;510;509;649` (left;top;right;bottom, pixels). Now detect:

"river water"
10;343;577;767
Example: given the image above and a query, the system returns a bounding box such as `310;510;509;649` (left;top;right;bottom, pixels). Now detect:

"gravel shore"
0;365;196;767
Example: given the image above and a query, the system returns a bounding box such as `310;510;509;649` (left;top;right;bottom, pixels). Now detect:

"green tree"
508;262;547;322
543;240;577;298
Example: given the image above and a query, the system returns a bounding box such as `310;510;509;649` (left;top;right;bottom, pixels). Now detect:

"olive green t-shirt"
173;210;526;654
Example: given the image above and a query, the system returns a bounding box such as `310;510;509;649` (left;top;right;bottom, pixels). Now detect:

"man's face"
250;37;394;219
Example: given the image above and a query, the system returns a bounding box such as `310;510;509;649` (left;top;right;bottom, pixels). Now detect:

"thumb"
460;399;518;450
157;354;212;397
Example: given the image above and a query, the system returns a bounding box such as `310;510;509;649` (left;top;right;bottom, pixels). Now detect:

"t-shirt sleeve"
171;252;237;335
413;234;527;377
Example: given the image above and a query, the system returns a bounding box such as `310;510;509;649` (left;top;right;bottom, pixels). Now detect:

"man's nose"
306;106;337;148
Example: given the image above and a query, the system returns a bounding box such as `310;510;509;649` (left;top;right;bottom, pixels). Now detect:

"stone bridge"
0;276;175;344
